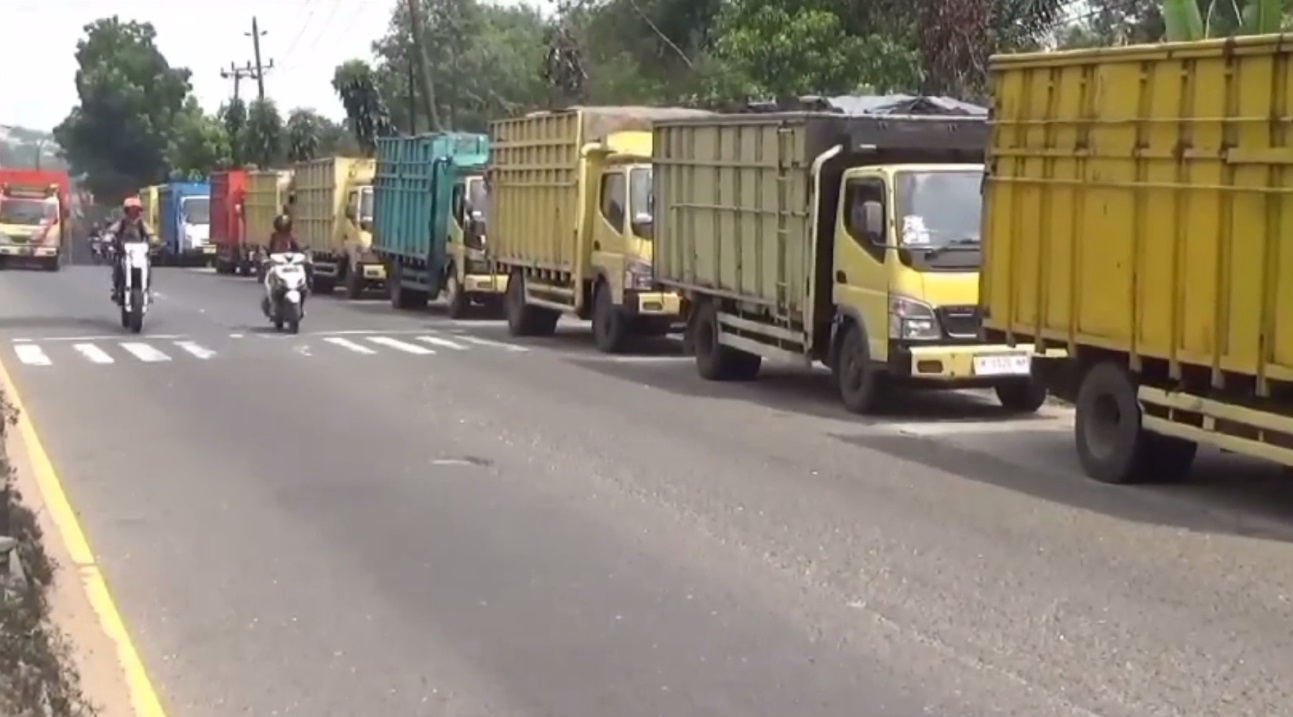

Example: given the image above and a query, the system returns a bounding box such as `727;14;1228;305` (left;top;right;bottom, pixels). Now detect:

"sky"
0;0;402;132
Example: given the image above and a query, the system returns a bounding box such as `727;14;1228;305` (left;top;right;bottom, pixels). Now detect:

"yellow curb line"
0;355;166;717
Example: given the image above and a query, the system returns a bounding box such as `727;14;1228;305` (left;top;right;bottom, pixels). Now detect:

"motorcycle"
261;252;308;333
90;234;111;265
117;242;151;333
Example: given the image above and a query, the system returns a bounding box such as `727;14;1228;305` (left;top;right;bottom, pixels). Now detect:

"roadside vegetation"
0;396;95;717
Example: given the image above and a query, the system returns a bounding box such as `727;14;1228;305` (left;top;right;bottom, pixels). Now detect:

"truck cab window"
600;172;626;230
451;183;466;226
841;179;886;261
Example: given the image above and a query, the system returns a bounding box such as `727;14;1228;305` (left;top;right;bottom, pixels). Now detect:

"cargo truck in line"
291;157;384;297
373;133;504;316
243;169;293;277
653;97;1045;413
139;184;164;254
211;170;251;275
0;168;70;271
157;181;211;265
982;36;1293;483
488;106;711;352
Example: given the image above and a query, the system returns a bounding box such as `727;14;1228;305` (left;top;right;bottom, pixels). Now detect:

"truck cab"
828;160;1043;411
0;180;66;271
445;173;508;317
332;178;385;296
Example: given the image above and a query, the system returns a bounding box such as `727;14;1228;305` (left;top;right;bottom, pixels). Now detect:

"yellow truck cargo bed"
489;106;708;274
983;36;1293;388
292;157;374;255
245;170;292;248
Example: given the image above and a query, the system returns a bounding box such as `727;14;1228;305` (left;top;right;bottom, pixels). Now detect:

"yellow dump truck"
292;156;383;297
982;36;1293;483
140;184;163;253
653;98;1045;413
489;107;709;352
244;169;293;276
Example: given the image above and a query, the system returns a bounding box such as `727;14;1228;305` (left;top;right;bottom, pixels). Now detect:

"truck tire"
504;270;559;337
995;378;1047;413
1074;362;1197;484
693;302;761;381
445;271;470;319
833;323;886;414
592;282;629;353
344;264;363;300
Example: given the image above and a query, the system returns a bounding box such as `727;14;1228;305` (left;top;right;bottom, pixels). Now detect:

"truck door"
834;171;892;361
595;169;628;301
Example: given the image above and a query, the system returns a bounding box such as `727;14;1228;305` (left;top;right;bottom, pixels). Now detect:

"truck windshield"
629;167;652;240
895;171;981;249
465;177;488;227
359;187;374;221
0;198;56;226
182;196;210;225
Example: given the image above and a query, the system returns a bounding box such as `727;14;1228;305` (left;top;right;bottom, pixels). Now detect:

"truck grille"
937;305;982;339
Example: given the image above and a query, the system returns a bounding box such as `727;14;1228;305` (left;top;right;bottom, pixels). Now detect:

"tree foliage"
244;99;284;168
286;109;325;163
332;60;397;156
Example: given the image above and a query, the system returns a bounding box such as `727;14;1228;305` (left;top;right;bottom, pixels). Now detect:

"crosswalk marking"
417;335;467;351
367;336;435;355
175;341;216;359
73;343;114;364
322;337;377;354
455;335;528;352
120;342;171;362
14;344;51;366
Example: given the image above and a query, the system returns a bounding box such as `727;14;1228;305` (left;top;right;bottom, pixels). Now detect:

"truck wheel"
693;302;761;381
445;272;470;319
833;323;886;414
44;258;60;272
504;271;559;337
344;265;363;300
995;379;1047;413
592;283;629;353
1074;362;1197;484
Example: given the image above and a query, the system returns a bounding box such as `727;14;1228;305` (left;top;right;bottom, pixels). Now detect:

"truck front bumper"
464;274;509;294
0;245;57;257
625;290;683;317
360;262;387;281
893;343;1042;385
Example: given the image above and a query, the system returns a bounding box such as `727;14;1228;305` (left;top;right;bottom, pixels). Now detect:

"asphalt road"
1;255;1291;717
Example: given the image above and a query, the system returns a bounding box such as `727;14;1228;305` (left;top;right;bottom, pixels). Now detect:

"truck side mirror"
359;219;373;231
862;201;883;243
344;207;357;222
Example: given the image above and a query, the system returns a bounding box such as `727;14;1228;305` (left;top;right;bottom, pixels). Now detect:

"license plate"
203;246;216;254
973;354;1031;376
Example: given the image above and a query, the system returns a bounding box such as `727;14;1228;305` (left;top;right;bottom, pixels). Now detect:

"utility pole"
245;17;273;100
220;61;256;103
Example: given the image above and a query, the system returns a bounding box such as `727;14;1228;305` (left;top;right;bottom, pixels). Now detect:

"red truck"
211;169;252;275
0;168;71;271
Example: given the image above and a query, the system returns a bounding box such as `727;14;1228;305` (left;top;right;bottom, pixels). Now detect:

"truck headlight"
625;260;653;290
888;295;941;341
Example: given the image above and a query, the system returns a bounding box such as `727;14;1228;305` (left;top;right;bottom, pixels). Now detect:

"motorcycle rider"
265;214;313;286
109;197;153;303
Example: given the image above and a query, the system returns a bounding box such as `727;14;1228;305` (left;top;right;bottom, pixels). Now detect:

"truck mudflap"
625;290;683;317
895;343;1045;382
464;274;509;294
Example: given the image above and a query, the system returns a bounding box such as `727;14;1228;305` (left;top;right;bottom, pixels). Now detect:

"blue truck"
158;181;212;266
373;133;504;316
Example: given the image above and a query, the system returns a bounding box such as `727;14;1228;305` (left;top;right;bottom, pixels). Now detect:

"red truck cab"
0;169;71;271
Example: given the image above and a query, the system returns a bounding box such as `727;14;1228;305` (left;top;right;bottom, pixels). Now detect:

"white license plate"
973;354;1031;376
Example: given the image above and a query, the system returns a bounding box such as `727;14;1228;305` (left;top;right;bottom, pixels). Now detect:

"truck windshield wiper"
920;237;980;257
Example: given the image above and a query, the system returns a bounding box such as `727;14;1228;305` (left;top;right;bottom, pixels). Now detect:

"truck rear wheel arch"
828;310;867;371
692;299;761;381
1074;361;1197;484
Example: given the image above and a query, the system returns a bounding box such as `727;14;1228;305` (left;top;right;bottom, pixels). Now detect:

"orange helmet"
122;196;143;211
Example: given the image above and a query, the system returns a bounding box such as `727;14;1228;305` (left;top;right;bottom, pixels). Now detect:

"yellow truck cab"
490;107;710;353
295;157;385;298
140;184;164;253
653;97;1045;414
445;173;508;318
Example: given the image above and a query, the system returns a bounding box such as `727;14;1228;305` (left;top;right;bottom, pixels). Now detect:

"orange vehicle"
0;168;71;271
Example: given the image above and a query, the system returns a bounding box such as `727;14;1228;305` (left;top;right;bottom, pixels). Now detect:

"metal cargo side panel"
490;111;583;272
293;158;340;254
158;184;178;248
245;171;288;245
654;119;812;314
374;134;487;261
985;36;1293;382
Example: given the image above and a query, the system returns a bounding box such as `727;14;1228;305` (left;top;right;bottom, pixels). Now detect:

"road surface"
0;261;1289;717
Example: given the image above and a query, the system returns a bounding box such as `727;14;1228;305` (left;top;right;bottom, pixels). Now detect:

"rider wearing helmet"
110;197;153;302
264;213;311;286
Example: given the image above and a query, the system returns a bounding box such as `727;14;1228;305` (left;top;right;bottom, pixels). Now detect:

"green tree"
53;17;193;201
218;98;248;167
332;60;397;156
167;98;232;177
244;99;284;168
285;108;325;162
1162;0;1284;40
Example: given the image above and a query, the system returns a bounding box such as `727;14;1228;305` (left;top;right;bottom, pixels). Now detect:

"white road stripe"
73;343;114;364
174;341;216;359
455;335;527;352
119;342;171;362
417;335;468;350
14;344;51;366
323;337;377;354
367;336;435;355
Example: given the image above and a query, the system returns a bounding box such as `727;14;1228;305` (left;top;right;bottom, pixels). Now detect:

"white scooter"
117;242;151;334
262;252;308;333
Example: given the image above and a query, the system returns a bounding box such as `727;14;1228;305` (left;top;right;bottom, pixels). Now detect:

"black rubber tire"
128;288;144;334
445;271;469;319
344;264;363;300
833;323;886;414
1074;362;1197;484
995;379;1047;414
592;283;629;354
692;302;761;381
504;271;559;337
